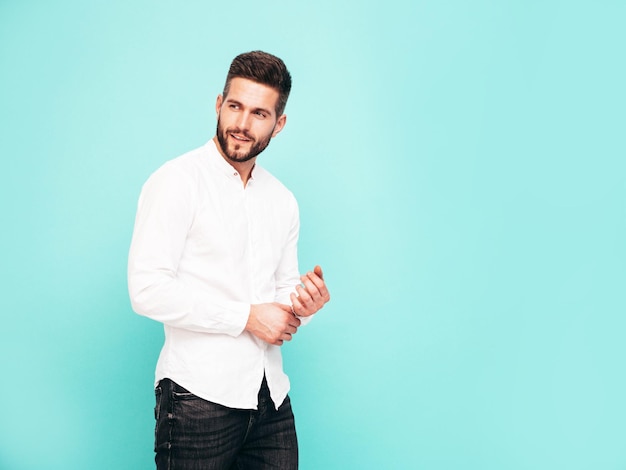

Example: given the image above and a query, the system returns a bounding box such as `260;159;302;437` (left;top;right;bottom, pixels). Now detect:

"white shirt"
128;139;301;410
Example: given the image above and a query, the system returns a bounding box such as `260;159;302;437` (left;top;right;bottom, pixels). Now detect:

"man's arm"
269;196;329;322
128;165;250;336
273;195;301;305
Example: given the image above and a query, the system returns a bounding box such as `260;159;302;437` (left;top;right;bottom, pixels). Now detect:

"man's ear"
272;114;287;137
215;95;223;117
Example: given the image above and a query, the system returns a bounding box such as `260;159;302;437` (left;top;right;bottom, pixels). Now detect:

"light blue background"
1;1;625;469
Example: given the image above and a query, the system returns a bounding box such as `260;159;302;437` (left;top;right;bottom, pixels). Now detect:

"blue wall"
1;1;625;468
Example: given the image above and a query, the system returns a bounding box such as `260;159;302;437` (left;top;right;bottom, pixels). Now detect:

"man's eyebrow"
225;98;273;116
252;106;273;116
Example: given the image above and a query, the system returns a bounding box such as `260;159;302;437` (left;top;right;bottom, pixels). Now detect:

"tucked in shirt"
128;139;301;410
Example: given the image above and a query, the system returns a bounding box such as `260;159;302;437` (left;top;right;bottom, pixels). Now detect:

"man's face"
215;77;286;163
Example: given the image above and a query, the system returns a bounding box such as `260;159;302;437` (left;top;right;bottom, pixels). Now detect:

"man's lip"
229;133;252;142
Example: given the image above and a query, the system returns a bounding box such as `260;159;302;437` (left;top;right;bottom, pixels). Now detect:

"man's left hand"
290;265;330;317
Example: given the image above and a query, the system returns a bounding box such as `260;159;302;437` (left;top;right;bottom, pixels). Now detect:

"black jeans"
154;377;298;469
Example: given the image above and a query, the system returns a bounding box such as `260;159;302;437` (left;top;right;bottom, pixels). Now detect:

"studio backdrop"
1;1;625;469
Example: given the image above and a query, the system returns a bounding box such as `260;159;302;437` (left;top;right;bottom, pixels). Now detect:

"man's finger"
290;292;304;315
274;302;293;312
314;265;324;280
296;284;313;305
301;275;322;298
304;271;325;291
288;311;301;327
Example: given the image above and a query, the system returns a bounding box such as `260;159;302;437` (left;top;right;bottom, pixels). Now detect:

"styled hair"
222;51;292;116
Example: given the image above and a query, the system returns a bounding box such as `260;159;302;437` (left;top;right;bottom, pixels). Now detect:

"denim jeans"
154;377;298;470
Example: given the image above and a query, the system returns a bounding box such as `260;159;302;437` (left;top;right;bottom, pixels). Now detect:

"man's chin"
225;149;254;163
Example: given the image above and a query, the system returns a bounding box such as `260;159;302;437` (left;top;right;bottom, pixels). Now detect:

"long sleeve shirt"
128;139;301;410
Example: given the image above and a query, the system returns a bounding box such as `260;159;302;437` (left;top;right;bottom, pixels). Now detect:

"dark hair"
222;51;292;116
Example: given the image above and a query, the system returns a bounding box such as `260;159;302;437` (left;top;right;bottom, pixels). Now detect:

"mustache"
227;128;254;140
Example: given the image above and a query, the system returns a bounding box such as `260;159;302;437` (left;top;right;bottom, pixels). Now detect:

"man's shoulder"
149;144;208;180
254;166;297;201
164;144;208;172
139;145;210;198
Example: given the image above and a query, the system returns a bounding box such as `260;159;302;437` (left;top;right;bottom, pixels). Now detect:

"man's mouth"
229;132;253;143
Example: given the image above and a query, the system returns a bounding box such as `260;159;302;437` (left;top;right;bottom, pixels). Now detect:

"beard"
216;118;273;163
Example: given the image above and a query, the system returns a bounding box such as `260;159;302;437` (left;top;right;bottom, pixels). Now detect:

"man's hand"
290;265;331;317
245;303;301;345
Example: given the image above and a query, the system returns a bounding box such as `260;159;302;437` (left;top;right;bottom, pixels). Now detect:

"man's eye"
229;104;239;110
255;111;266;118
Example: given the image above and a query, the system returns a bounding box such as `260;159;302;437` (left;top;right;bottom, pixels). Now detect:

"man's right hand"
245;303;301;345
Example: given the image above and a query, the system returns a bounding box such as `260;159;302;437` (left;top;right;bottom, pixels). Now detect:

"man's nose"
236;111;252;130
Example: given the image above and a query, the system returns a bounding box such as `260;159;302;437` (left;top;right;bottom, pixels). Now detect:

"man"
128;51;330;469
